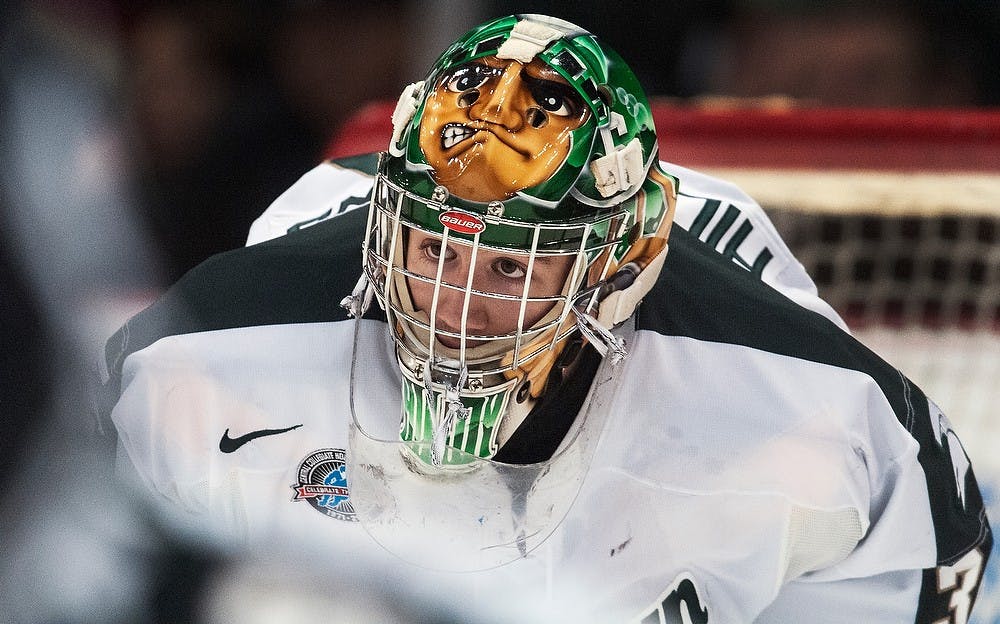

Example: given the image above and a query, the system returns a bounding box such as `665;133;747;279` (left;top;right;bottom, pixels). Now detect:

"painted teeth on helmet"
441;123;475;149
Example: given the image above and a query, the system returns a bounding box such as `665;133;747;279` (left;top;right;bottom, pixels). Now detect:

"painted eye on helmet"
524;76;582;117
444;64;499;93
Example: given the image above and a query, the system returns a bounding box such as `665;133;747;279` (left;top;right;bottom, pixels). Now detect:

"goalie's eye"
419;240;457;262
492;257;527;280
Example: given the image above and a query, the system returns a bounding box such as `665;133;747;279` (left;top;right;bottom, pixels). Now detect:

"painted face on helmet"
404;229;575;348
418;55;591;202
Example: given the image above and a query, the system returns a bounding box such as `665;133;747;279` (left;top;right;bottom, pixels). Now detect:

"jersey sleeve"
666;161;849;331
111;333;298;539
112;341;231;517
246;155;379;246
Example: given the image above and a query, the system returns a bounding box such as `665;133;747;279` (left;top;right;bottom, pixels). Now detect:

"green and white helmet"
349;14;677;467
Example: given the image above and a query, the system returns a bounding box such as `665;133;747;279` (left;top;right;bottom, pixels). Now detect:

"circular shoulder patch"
291;448;357;522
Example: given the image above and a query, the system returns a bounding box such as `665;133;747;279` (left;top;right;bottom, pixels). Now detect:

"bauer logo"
439;210;486;234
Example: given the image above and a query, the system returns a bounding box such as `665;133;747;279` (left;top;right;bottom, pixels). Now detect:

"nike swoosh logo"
219;424;303;453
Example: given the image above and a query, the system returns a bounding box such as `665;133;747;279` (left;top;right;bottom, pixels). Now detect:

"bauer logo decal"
291;448;357;522
439;210;486;234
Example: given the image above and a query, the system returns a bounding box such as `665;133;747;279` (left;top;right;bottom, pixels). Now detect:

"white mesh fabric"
782;505;864;584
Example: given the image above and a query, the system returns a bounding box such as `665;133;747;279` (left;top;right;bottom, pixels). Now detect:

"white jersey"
103;156;990;622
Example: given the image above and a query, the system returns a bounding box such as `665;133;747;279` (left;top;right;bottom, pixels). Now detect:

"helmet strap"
340;271;374;318
572;307;627;363
389;81;424;157
596;243;669;327
496;18;564;62
591;134;644;198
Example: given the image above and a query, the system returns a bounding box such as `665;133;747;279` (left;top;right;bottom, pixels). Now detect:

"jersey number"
639;576;709;624
923;547;985;624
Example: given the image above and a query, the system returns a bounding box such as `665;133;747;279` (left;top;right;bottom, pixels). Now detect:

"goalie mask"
350;14;677;469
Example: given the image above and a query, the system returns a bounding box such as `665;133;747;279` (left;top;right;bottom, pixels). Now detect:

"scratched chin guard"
345;315;627;572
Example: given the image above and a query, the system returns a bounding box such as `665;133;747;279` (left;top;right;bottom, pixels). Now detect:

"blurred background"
1;1;997;622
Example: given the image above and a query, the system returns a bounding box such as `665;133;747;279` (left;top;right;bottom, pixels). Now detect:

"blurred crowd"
0;1;997;621
5;0;998;285
6;1;998;284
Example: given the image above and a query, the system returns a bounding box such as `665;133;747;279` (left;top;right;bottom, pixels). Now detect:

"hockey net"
328;102;1000;619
